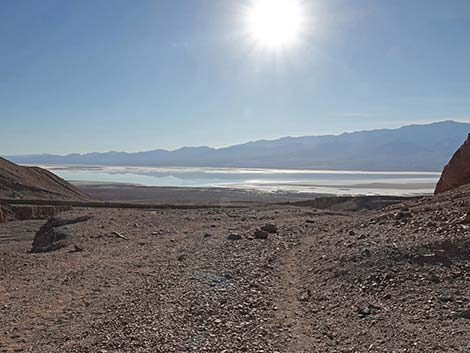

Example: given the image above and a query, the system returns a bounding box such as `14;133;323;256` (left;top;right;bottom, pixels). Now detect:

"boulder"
32;219;69;253
435;134;470;194
31;216;92;253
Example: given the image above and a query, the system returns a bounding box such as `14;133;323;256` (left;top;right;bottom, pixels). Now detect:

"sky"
1;0;470;155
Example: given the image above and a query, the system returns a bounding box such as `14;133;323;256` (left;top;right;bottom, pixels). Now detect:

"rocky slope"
290;184;470;352
435;134;470;194
0;157;90;201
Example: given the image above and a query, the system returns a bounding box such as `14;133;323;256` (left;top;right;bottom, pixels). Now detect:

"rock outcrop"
0;157;91;201
435;134;470;195
0;203;14;223
0;202;73;224
12;205;72;221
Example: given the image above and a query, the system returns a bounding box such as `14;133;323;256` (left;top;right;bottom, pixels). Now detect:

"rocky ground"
2;186;470;352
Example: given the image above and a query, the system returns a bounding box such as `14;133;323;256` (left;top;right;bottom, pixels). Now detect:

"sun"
245;0;306;51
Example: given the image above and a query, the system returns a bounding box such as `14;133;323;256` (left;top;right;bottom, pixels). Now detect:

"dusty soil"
77;183;325;205
2;186;470;352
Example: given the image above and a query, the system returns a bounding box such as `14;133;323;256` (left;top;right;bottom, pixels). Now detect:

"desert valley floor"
2;185;470;352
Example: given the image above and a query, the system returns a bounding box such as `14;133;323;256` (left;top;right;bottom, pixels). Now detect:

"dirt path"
272;214;352;352
276;247;316;352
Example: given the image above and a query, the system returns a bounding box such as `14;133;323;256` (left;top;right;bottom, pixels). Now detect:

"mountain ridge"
5;121;470;172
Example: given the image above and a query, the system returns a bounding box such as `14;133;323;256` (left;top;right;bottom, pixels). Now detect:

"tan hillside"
0;157;91;201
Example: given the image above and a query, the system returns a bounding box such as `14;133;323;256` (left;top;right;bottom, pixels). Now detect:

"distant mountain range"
6;121;470;171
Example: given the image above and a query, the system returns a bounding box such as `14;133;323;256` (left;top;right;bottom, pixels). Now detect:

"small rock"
227;233;242;241
260;223;278;233
112;231;128;240
357;304;381;318
459;214;470;224
68;245;83;253
394;211;413;220
299;289;311;302
459;308;470;320
254;229;269;239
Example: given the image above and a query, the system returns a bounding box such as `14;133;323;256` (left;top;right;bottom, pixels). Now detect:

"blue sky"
1;0;470;154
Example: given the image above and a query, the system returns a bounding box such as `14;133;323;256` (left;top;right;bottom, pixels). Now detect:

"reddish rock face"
435;134;470;195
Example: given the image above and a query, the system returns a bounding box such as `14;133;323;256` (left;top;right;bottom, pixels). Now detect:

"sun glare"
245;0;306;51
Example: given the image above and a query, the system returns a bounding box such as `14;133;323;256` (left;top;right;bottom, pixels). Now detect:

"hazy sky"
1;0;470;154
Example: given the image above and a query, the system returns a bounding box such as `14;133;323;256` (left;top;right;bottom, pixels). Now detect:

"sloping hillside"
0;157;91;201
